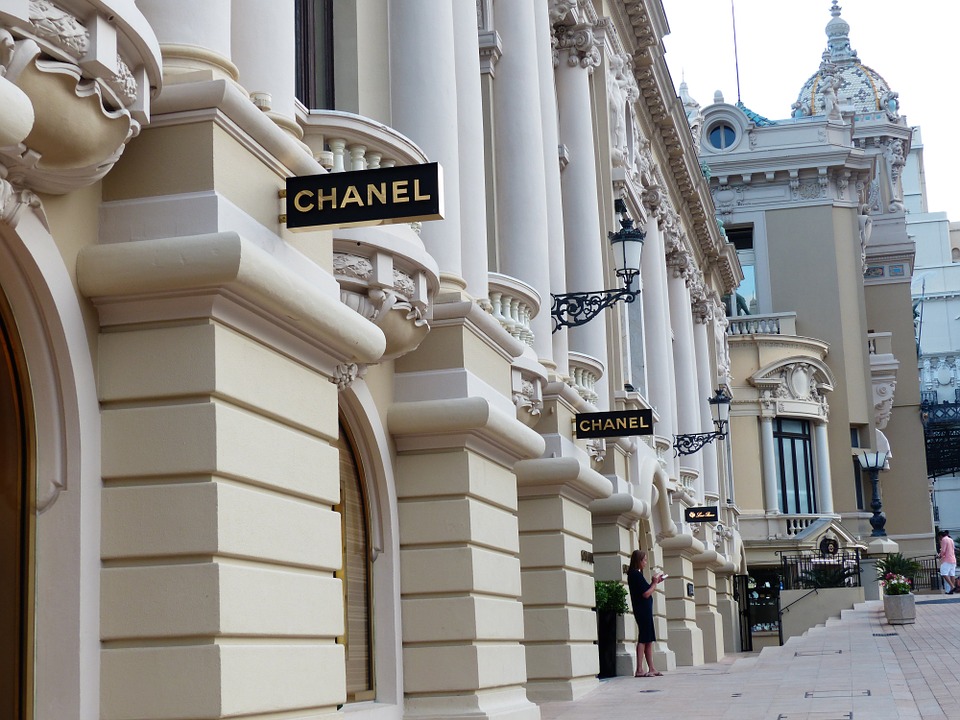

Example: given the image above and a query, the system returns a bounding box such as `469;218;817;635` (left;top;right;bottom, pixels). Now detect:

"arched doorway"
0;289;29;720
336;421;374;702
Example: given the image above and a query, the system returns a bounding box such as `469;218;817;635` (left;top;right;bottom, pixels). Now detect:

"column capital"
553;23;600;71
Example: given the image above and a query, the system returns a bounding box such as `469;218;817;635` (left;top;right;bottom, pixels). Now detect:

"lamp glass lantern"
857;451;889;471
857;450;890;537
549;198;645;332
708;388;732;434
609;198;643;289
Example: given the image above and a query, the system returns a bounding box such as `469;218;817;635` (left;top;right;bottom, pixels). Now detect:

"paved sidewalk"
540;596;960;720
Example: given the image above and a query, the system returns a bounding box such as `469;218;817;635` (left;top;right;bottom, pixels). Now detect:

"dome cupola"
793;1;899;119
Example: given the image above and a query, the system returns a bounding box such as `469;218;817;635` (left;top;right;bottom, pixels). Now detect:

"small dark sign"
285;162;444;230
574;409;654;439
684;505;719;523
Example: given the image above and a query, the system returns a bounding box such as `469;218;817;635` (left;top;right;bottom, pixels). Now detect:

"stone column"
555;23;608;403
390;1;465;294
452;0;490;303
815;421;834;513
668;270;703;493
535;0;567;377
640;217;677;477
491;0;553;360
390;301;543;720
138;0;237;80
760;416;780;513
231;0;299;138
693;316;720;500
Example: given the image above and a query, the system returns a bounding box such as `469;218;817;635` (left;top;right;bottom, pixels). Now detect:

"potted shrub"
595;580;628;678
879;572;916;624
876;553;922;585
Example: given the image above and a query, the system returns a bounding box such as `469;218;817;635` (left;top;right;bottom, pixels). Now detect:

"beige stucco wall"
764;205;872;514
865;280;934;554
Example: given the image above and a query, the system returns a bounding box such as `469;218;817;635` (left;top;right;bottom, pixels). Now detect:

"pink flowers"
879;573;913;596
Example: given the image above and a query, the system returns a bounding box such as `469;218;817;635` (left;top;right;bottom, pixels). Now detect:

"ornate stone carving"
333;252;374;280
513;379;543;421
714;314;731;383
858;205;873;272
874;378;896;430
331;362;367;391
554;23;600;71
28;0;90;58
586;437;606;465
0;175;42;228
882;137;905;213
607;53;638;168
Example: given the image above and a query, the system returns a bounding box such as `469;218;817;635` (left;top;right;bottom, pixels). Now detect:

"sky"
660;0;960;220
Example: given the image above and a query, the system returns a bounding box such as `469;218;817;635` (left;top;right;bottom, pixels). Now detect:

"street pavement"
539;595;960;720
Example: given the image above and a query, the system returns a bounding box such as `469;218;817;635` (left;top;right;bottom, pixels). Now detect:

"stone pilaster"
659;535;705;666
390;298;544;720
516;454;611;702
691;540;728;664
591;491;649;676
716;572;741;654
80;233;384;719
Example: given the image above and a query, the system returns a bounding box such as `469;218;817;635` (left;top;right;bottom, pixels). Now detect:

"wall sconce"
673;388;732;456
857;450;889;537
550;199;645;332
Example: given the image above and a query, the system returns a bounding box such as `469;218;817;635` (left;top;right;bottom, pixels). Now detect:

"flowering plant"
879;572;912;596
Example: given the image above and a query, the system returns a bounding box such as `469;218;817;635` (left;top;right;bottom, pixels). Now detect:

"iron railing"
780;550;862;590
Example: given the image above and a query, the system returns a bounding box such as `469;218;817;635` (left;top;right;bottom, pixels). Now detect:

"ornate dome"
793;1;899;119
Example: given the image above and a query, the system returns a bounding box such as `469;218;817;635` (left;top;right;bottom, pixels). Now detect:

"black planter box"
596;609;619;678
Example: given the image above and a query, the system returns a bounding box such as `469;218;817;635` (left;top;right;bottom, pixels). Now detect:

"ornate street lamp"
857;450;889;537
550;199;645;332
674;388;732;456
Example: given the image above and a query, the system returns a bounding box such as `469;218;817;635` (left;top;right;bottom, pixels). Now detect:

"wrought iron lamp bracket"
551;277;639;332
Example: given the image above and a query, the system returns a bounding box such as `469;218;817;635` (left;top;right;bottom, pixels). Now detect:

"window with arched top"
336;422;374;702
0;290;28;719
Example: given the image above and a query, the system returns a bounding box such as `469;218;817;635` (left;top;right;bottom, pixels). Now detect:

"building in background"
684;0;934;645
0;1;748;719
906;127;960;536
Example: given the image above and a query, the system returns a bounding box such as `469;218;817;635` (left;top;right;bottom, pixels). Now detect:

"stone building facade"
0;1;743;718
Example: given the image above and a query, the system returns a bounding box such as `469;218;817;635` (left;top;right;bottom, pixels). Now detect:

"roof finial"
825;0;857;63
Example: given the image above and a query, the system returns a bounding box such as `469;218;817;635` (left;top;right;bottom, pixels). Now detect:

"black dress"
628;569;656;643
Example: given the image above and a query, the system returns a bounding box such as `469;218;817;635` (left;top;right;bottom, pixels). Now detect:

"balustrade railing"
298;108;427;173
726;312;797;336
568;352;604;406
487;273;540;348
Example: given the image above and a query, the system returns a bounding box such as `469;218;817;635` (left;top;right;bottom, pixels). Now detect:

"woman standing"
627;549;664;677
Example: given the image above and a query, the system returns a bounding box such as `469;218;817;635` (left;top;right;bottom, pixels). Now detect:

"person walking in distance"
627;549;665;677
938;530;957;594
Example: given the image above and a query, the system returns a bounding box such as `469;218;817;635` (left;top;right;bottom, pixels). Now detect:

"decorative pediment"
751;356;835;420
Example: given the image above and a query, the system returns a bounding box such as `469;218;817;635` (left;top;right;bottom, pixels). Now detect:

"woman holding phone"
627;549;664;677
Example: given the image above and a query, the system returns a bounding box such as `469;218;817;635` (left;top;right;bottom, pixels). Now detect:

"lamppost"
857;450;889;537
673;388;732;456
550;199;645;332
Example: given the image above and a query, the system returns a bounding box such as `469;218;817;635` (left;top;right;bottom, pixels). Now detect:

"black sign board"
285;162;444;230
574;409;654;439
684;505;719;523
